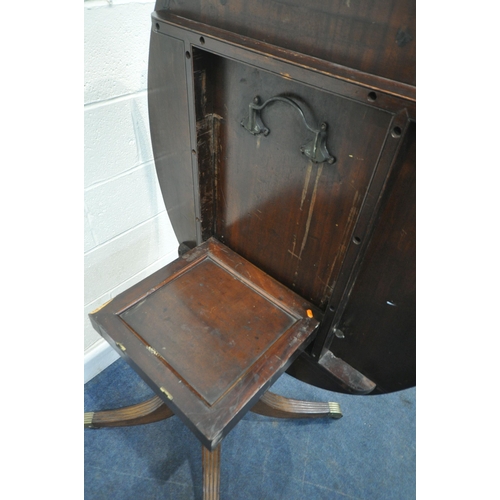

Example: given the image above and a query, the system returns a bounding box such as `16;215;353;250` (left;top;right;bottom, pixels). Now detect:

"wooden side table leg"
251;391;342;419
84;396;174;428
202;444;221;500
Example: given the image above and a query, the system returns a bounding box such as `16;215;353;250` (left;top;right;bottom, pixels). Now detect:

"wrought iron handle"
240;96;335;164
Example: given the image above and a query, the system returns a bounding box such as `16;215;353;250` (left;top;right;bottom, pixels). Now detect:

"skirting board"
84;338;120;384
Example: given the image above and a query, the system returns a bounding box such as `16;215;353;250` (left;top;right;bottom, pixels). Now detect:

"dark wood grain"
84;396;174;428
154;0;415;86
148;30;197;247
146;7;415;394
154;12;415;113
120;257;297;406
326;123;416;392
202;444;221;500
193;49;220;241
310;109;411;358
251;391;342;419
191;50;392;310
89;238;321;449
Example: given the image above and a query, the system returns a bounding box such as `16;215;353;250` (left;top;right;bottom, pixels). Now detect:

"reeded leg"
202;444;221;500
84;396;174;428
251;391;342;419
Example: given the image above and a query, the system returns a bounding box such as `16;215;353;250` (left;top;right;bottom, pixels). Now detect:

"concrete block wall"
84;0;179;374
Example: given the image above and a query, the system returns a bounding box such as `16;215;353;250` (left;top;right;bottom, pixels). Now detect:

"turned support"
202;444;221;500
84;395;174;428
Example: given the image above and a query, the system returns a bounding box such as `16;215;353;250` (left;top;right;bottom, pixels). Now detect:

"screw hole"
353;236;361;245
192;149;196;155
391;126;402;138
367;91;377;102
155;23;160;31
200;36;205;45
334;328;345;339
186;51;191;59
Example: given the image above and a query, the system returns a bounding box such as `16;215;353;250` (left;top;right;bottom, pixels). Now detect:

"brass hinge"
115;342;126;352
160;387;173;400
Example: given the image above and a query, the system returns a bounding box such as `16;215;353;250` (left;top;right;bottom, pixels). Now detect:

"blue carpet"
84;358;415;499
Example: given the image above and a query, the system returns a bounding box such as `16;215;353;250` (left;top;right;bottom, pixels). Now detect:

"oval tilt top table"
85;2;415;498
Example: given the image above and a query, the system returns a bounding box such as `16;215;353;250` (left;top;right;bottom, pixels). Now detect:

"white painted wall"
84;0;179;378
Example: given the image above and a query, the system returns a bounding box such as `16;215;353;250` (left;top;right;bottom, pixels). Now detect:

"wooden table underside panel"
89;238;321;449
